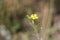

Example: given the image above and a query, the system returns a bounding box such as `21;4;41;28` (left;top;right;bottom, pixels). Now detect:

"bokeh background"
0;0;60;40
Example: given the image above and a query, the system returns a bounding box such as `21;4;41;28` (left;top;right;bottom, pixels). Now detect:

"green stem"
32;20;34;24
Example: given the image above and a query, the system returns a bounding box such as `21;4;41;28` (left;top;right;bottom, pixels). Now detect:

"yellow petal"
34;14;38;19
32;17;35;20
34;14;37;17
31;14;35;19
31;14;34;17
35;16;38;19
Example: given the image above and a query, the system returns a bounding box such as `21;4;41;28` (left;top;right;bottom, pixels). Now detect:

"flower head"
30;13;38;20
27;13;38;24
27;13;38;20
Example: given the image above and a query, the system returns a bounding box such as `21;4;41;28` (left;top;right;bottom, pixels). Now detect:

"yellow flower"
27;13;38;20
30;13;38;20
27;13;38;24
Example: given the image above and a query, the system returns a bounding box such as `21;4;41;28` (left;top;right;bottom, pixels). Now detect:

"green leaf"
11;22;21;33
4;18;10;26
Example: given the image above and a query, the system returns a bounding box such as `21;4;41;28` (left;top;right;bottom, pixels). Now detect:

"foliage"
11;22;21;33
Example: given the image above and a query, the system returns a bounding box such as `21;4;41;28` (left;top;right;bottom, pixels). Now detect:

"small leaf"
11;22;21;33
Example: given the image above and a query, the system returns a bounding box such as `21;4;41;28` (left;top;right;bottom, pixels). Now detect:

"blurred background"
0;0;60;40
